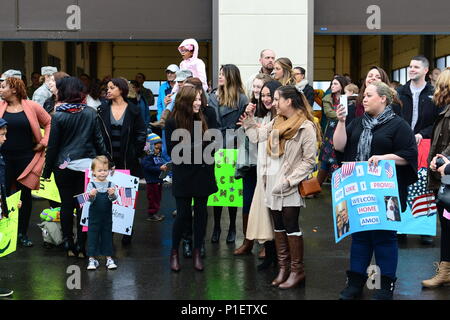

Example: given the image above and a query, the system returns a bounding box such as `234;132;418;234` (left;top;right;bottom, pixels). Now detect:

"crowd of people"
0;40;449;300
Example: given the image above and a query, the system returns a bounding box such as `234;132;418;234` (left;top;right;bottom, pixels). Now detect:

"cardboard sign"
0;191;21;257
32;174;61;203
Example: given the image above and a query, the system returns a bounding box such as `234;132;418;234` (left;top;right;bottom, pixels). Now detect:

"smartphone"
339;95;348;116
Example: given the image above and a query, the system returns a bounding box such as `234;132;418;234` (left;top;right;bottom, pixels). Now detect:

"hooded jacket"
178;39;208;92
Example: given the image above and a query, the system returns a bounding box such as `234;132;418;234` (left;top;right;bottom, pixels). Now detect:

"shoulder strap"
107;182;112;188
90;181;97;189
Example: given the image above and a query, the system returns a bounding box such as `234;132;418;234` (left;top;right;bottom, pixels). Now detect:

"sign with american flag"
407;168;437;218
119;187;133;207
333;171;341;189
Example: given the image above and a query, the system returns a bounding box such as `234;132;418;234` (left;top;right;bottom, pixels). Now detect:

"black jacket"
43;105;109;179
397;81;441;138
302;84;315;108
165;106;219;197
97;100;147;175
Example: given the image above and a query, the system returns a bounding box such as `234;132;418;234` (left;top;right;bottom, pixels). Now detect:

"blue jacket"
157;82;173;120
141;153;165;183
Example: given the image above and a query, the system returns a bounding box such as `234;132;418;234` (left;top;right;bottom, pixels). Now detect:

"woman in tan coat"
239;85;320;289
0;77;51;247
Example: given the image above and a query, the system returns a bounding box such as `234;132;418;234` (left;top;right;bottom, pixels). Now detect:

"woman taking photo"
165;85;219;272
423;68;450;288
244;80;282;269
317;75;349;186
272;58;295;86
333;81;417;300
239;85;320;289
97;78;147;245
43;77;110;257
0;77;51;247
208;64;248;244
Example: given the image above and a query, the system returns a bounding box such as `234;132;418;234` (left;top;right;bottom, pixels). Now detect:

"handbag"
298;176;321;197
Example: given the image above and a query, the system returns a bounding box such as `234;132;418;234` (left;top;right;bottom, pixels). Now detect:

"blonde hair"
433;68;450;107
91;155;109;171
368;81;396;106
218;64;245;108
344;83;359;95
274;57;295;86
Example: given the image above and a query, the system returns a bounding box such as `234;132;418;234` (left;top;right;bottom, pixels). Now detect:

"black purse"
437;175;450;211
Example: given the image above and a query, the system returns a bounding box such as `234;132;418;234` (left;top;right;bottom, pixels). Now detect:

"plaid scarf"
56;103;86;113
356;106;396;161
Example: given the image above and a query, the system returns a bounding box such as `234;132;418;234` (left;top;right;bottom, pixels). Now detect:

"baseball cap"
175;70;193;82
0;69;22;81
166;64;180;73
41;66;58;76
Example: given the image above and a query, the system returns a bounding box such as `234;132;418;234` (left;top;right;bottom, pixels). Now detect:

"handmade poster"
31;174;61;203
207;149;243;207
331;161;402;243
80;170;138;235
397;167;437;235
0;191;21;257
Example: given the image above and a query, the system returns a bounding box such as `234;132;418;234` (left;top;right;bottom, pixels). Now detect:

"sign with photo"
331;160;402;243
80;170;138;235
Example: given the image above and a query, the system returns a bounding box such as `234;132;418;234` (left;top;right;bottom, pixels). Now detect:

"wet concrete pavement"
0;184;449;300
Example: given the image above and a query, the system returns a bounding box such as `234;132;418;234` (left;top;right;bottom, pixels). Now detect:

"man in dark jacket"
293;67;315;108
397;56;440;144
397;55;441;245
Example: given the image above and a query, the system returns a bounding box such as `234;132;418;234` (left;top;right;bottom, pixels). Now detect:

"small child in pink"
173;38;208;93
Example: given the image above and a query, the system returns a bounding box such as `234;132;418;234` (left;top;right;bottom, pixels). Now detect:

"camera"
436;157;446;169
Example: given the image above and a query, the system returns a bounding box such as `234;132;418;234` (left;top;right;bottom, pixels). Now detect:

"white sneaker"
106;258;117;270
87;258;99;270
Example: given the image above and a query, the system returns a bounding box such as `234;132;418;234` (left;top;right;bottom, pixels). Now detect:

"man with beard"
245;49;276;98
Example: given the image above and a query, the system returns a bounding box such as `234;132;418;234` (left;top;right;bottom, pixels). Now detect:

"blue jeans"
350;230;398;278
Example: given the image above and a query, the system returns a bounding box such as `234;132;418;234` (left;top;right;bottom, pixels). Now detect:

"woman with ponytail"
238;85;320;289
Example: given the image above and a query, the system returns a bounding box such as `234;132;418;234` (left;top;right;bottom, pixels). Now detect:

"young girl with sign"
86;156;118;270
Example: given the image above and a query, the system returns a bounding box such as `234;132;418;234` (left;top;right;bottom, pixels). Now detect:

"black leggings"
173;197;208;250
54;168;85;241
438;204;450;262
270;207;301;234
4;155;33;235
213;206;237;230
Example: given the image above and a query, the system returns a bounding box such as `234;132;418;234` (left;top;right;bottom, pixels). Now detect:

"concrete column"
214;0;313;87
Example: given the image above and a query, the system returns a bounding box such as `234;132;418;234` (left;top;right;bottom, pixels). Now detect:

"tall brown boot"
317;168;329;187
234;214;254;255
150;109;171;128
170;249;180;272
271;231;291;286
422;261;450;288
279;235;305;289
193;248;204;271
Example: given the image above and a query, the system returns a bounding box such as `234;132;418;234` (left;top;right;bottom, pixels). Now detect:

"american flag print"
75;193;90;208
341;162;356;180
384;162;394;179
333;171;341;189
119;187;133;207
407;168;437;218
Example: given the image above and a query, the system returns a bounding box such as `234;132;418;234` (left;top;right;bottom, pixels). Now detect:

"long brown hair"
184;77;208;107
171;85;208;133
3;78;27;100
276;85;322;143
274;57;295;86
433;68;450;107
218;64;245;108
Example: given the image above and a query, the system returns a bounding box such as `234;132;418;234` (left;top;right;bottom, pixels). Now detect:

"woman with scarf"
238;85;320;289
333;81;417;300
43;77;110;257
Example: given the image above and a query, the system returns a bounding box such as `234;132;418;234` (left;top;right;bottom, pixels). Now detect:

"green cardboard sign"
0;191;21;257
207;149;243;207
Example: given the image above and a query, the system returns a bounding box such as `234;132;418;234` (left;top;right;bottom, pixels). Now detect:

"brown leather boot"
170;249;180;272
234;214;254;255
271;232;291;286
279;235;305;289
422;261;450;288
150;109;171;128
193;248;204;271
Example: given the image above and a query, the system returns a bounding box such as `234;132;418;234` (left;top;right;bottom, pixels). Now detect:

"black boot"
226;208;237;243
182;239;193;258
339;271;368;300
211;208;222;243
226;228;236;243
257;240;277;271
371;275;396;300
75;230;87;259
